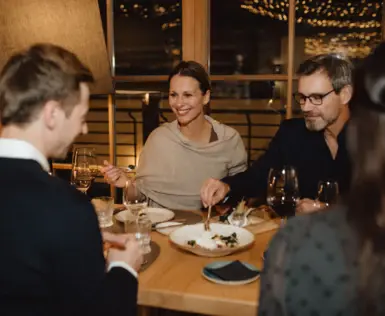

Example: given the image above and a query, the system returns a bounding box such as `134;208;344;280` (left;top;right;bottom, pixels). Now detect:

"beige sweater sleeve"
228;133;247;176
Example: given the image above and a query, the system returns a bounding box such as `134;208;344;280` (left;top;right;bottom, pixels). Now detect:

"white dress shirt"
0;138;50;172
0;138;138;278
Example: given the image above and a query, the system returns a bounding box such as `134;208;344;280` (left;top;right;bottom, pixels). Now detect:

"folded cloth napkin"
204;260;259;281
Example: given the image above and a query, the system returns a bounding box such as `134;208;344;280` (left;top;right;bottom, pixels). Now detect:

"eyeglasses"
293;89;335;106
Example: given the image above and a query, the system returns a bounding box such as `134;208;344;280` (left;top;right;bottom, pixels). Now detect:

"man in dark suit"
0;44;143;315
201;54;353;214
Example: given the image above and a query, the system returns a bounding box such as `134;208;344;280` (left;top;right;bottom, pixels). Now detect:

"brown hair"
0;43;94;126
347;42;385;314
168;60;211;115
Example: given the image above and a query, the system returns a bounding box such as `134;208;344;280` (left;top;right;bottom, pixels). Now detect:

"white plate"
115;207;175;224
155;221;183;236
202;261;260;285
169;223;255;258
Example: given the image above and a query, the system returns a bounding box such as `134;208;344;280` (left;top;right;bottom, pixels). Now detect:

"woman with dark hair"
258;43;385;315
102;61;247;210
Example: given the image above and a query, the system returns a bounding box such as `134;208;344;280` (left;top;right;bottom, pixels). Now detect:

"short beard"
305;116;337;131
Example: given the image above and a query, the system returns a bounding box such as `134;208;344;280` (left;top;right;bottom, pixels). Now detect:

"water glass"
123;186;148;219
231;211;247;227
92;196;114;228
135;214;152;254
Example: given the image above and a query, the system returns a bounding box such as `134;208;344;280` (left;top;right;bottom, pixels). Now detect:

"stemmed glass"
72;147;98;179
266;166;300;226
123;185;148;220
72;161;92;194
316;180;339;207
71;147;98;189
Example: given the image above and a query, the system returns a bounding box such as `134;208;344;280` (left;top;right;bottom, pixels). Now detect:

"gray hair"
296;53;354;93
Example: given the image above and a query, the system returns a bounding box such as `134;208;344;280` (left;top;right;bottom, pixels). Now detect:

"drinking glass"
92;196;114;228
231;211;247;227
72;161;92;194
267;166;300;226
317;180;339;206
123;186;148;220
135;214;152;255
72;147;99;182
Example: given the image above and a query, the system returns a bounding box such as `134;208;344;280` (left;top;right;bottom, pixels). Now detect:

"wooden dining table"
136;211;278;316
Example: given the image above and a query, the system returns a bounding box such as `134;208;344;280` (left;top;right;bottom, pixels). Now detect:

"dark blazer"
223;118;351;201
0;158;137;316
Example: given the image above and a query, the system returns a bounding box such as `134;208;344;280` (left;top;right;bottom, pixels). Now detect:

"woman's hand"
100;160;130;188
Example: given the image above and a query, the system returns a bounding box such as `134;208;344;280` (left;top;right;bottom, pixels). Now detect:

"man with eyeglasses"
201;53;353;214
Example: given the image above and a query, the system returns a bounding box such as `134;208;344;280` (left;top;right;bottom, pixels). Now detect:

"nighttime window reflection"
211;0;382;75
293;0;382;68
114;0;182;76
211;0;289;75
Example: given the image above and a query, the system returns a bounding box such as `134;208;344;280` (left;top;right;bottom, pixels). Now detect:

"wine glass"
266;166;300;226
72;161;92;194
317;180;339;207
123;185;148;221
73;147;98;175
72;147;98;184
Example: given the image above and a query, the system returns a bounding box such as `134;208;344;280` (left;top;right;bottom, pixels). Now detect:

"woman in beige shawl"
102;61;247;210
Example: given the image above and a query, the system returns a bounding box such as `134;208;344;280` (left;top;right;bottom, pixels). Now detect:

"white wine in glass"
72;162;92;194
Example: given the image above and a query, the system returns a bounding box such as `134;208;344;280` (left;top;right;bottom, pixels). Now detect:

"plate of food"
169;223;255;257
115;207;175;225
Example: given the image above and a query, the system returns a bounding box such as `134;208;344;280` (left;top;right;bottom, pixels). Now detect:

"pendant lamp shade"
0;0;112;94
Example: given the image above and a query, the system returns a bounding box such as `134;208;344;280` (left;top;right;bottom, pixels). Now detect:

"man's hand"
107;234;144;272
102;231;127;248
100;160;129;188
200;178;230;207
296;198;325;214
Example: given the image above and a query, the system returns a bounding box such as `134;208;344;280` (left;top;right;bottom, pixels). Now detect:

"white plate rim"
155;221;183;235
115;207;175;224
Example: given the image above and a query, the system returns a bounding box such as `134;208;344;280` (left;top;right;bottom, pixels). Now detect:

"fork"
204;205;212;231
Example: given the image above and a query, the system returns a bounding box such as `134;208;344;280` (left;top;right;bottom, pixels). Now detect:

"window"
294;0;383;67
210;0;288;75
114;0;182;75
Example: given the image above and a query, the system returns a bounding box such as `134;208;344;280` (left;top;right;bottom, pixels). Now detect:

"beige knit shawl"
135;116;247;211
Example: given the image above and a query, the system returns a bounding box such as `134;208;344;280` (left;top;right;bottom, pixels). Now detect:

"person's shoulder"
273;205;349;245
41;174;92;212
146;121;176;142
208;117;241;140
221;122;241;137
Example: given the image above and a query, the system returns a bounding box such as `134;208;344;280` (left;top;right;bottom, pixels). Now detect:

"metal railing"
53;106;300;172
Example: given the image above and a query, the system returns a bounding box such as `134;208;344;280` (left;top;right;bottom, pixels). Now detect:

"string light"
305;32;381;58
116;1;182;29
241;0;382;29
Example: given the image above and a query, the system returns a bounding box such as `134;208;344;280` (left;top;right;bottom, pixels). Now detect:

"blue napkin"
204;260;259;281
